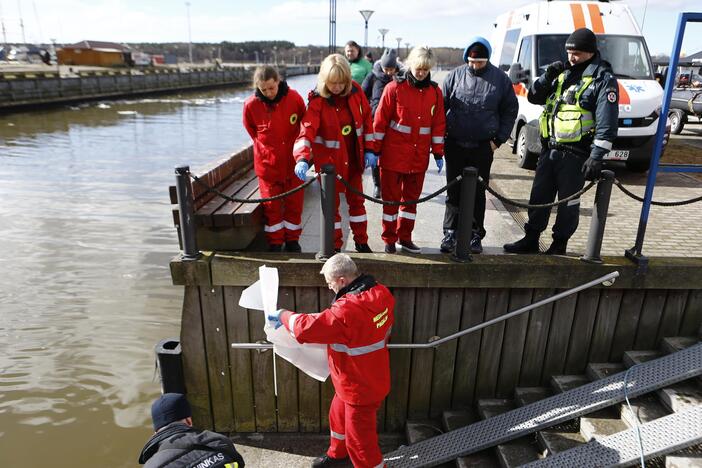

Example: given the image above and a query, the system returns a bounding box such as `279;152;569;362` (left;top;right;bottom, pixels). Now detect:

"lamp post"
0;1;7;54
396;37;402;55
405;42;410;57
378;28;389;50
185;2;193;64
359;10;374;49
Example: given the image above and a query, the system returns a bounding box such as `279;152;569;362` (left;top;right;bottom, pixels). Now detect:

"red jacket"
280;275;395;405
293;82;376;181
243;82;306;182
374;78;446;173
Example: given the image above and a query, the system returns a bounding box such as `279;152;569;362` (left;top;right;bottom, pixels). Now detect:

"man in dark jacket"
362;48;400;198
440;37;518;254
504;28;618;255
138;393;245;468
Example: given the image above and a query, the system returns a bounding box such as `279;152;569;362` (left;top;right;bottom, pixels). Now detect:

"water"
0;74;318;467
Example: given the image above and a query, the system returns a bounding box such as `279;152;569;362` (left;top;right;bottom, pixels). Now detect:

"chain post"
581;170;614;264
316;164;336;261
452;167;478;263
175;165;200;261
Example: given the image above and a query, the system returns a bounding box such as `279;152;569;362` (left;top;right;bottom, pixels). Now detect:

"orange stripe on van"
587;4;605;33
618;82;631;105
570;4;586;29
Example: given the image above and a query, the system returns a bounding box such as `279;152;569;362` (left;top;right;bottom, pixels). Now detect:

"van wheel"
669;109;686;134
516;125;538;170
625;159;650;172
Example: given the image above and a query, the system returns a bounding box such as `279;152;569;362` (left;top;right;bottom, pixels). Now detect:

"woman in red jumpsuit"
373;46;446;254
293;54;377;253
243;66;307;252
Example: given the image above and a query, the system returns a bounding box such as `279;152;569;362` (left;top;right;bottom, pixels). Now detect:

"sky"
0;0;701;56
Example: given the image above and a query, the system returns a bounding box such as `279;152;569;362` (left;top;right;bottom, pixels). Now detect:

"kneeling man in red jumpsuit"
268;253;395;468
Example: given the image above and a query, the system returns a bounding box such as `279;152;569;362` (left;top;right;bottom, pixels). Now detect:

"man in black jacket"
504;28;618;255
440;37;518;255
138;393;245;468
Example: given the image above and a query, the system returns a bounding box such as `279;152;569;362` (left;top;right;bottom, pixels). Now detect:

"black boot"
503;232;540;254
284;240;302;253
543;238;567;255
372;166;381;198
311;454;350;467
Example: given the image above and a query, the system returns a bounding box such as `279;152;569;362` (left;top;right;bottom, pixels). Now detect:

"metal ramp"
520;406;702;467
383;343;702;467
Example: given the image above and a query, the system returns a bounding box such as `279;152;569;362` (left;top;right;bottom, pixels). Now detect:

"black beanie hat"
565;28;597;53
151;393;192;431
467;43;489;60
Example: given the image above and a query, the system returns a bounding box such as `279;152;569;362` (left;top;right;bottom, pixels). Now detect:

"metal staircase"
386;337;702;467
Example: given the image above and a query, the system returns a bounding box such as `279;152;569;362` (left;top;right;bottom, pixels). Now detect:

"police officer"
504;28;618;255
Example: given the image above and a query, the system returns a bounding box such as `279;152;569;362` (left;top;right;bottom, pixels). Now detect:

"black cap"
467;43;489;60
565;28;597;53
151;393;192;431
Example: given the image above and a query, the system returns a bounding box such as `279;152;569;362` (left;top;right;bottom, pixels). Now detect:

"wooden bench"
169;145;263;251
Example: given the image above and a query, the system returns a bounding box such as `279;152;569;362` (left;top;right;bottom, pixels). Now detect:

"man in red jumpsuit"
268;253;395;468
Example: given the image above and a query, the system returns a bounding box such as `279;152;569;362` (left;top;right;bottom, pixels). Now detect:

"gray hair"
320;253;359;280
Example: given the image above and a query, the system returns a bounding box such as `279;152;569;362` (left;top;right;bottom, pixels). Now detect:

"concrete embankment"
0;64;319;111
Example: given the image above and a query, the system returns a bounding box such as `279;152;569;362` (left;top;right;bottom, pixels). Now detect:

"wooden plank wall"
180;285;702;432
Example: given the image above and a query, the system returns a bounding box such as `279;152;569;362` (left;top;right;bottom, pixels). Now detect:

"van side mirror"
508;63;529;85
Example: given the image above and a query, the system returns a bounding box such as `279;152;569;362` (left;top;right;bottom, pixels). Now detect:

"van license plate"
606;150;629;161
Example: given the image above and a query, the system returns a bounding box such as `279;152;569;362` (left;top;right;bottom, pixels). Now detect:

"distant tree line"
129;41;465;67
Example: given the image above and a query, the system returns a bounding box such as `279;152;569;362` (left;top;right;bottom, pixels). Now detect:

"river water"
0;74;317;467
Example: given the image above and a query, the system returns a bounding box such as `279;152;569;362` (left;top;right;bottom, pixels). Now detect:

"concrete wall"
0;65;319;110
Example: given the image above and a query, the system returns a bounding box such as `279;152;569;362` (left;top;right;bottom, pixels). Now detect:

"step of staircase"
586;362;624;381
442;410;499;468
661;337;700;355
477;399;541;468
405;419;454;468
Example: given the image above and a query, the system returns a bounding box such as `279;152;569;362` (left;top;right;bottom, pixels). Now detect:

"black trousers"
442;139;493;238
524;148;586;242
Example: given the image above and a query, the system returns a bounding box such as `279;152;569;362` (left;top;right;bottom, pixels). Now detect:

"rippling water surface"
0;74;317;467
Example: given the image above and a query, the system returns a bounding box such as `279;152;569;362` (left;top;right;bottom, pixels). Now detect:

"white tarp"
239;266;329;382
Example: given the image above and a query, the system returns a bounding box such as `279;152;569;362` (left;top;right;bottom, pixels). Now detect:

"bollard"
175;165;200;260
155;338;186;394
581;170;614;264
452;167;478;263
316;164;336;261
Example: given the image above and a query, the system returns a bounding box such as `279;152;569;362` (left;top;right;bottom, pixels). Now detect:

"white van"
490;0;663;172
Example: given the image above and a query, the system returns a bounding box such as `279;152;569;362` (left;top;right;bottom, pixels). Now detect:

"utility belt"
547;140;589;158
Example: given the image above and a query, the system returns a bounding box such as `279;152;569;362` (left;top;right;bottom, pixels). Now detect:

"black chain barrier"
613;179;702;207
479;176;597;209
336;174;463;206
189;171;317;203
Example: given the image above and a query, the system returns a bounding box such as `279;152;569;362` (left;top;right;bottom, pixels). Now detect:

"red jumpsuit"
373;78;445;245
280;274;395;468
293;82;376;249
243;82;307;246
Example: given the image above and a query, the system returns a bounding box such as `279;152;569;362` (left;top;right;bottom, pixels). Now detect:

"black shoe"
311;454;350;468
268;244;283;252
470;234;483;254
440;230;456;253
397;239;421;253
544;239;567;255
503;234;540;254
384;243;396;254
334;248;341;253
355;242;372;253
284;240;302;253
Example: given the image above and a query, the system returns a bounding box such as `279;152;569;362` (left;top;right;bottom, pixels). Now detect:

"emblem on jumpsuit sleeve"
289;113;298;124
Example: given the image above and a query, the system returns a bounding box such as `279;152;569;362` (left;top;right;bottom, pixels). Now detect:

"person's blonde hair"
317;54;353;98
252;66;279;88
320;253;359;280
406;46;436;71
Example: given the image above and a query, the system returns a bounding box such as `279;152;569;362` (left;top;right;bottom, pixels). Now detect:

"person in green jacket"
345;40;372;84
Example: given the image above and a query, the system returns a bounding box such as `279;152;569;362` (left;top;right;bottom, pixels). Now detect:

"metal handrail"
230;271;619;350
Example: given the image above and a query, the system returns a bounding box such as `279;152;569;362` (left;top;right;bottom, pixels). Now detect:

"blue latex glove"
364;151;378;169
267;309;285;329
435;157;444;174
294;161;309;181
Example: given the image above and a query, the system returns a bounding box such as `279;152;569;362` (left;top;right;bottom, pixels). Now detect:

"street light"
396;37;402;56
378;28;389;49
405;42;410;57
359;10;374;49
185;2;193;64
